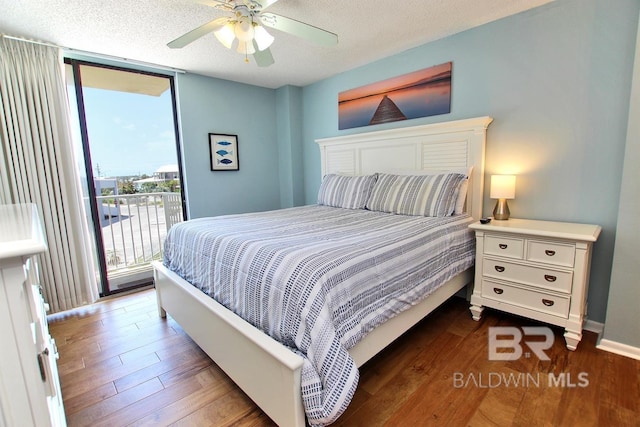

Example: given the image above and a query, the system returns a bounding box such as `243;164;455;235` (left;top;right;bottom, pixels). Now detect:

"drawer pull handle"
544;275;557;282
542;299;555;307
37;348;49;382
545;250;556;256
493;287;504;295
498;244;508;249
495;266;505;273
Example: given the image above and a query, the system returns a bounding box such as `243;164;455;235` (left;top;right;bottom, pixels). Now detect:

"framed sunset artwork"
338;62;452;130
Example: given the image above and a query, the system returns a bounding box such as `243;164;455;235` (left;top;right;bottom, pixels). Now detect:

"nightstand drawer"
481;280;570;318
483;258;573;293
527;240;575;267
484;235;524;259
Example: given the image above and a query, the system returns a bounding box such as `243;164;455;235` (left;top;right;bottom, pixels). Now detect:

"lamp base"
493;198;511;220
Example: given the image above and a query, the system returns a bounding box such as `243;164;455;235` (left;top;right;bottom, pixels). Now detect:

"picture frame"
209;133;239;171
338;62;452;130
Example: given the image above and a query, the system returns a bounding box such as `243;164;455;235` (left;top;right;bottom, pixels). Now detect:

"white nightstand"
469;218;601;350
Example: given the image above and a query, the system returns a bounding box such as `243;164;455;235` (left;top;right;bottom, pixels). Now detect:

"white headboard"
315;116;493;220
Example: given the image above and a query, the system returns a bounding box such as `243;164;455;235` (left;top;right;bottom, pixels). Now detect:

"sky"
79;86;178;178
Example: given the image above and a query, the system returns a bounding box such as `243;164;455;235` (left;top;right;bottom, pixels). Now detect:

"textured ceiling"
0;0;553;89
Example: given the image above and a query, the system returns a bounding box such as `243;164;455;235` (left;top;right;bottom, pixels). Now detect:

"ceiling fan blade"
167;17;229;49
260;13;337;46
253;45;275;67
257;0;279;11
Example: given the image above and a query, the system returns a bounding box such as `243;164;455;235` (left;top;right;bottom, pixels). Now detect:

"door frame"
64;58;186;296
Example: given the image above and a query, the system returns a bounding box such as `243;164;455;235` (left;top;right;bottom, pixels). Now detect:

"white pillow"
453;178;469;214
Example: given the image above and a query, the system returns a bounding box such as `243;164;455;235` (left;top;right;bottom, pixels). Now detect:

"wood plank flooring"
48;288;640;426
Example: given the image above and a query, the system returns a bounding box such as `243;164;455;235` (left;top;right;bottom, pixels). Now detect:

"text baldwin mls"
452;371;589;389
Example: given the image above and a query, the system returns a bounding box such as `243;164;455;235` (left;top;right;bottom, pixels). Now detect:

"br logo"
488;326;554;361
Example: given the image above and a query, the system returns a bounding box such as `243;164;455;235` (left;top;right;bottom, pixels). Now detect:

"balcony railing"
95;192;183;288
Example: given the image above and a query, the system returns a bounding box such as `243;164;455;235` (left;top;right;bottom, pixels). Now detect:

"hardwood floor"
48;288;640;426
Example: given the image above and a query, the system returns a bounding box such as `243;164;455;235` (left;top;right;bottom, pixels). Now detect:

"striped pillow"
317;174;378;209
366;173;467;217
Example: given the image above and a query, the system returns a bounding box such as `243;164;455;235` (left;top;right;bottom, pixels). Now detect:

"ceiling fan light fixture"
234;19;255;42
253;25;274;51
168;0;338;67
214;22;235;49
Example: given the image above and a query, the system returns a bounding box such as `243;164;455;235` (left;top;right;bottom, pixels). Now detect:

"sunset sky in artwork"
338;62;452;103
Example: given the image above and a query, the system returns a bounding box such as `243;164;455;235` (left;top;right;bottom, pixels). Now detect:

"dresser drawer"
481;280;570;318
484;235;524;259
527;240;575;267
483;258;573;293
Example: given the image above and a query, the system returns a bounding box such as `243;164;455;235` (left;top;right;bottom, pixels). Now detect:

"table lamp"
490;175;516;220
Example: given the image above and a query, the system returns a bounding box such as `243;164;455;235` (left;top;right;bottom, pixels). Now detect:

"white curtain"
0;36;99;312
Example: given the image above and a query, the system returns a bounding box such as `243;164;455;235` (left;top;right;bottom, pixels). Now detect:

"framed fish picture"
209;133;239;171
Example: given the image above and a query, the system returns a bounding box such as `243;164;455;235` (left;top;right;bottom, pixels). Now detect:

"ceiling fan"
167;0;338;67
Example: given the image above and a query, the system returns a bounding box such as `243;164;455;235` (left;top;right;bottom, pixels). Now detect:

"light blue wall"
276;85;305;207
602;9;640;349
176;73;281;218
300;0;639;322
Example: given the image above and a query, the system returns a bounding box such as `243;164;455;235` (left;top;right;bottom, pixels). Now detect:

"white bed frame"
153;116;493;426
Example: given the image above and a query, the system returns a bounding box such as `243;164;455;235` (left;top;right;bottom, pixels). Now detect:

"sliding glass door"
65;60;185;295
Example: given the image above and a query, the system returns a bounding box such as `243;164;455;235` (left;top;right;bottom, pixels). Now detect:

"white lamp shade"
253;25;274;51
214;23;235;49
490;175;516;199
237;40;256;55
234;19;255;42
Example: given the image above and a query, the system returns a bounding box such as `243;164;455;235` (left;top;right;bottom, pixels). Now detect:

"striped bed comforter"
163;205;475;425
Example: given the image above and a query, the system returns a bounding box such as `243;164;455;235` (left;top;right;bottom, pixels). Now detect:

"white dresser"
469;218;601;350
0;204;66;426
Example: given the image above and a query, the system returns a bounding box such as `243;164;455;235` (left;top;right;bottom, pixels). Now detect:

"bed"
152;116;493;426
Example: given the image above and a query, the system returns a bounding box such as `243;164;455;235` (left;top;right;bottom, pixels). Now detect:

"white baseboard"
583;319;604;335
583;319;640;361
597;338;640;361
